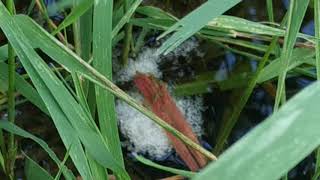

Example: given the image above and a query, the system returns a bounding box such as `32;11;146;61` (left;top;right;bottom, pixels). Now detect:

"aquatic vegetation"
0;0;319;180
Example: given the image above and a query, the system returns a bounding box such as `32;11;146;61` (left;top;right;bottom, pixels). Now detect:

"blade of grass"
122;0;133;65
266;0;274;23
112;0;142;37
193;80;320;180
274;0;309;110
0;6;93;180
0;150;4;173
157;0;241;55
0;62;48;114
135;154;196;178
25;154;55;180
314;0;320;179
54;145;72;180
133;7;314;44
258;48;315;82
93;0;124;169
52;0;93;35
0;45;8;61
213;14;288;154
35;0;67;44
0;121;74;179
0;5;130;178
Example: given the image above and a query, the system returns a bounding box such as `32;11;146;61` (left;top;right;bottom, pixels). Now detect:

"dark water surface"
0;0;317;179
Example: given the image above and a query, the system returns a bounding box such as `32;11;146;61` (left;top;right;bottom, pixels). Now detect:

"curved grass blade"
112;0;142;37
25;154;54;180
193;80;320;180
258;48;315;83
93;0;124;168
52;0;93;35
0;62;48;114
0;4;129;179
135;154;196;178
274;0;310;109
0;121;74;180
158;0;241;55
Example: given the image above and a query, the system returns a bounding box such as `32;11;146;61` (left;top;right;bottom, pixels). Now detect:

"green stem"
266;0;274;23
122;0;133;65
213;13;288;154
6;0;16;179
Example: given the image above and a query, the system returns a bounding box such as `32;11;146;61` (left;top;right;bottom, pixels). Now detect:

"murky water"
0;0;317;179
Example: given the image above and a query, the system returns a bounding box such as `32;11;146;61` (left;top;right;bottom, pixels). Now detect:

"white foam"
116;93;205;158
115;38;205;158
115;38;200;82
115;48;162;82
116;92;172;159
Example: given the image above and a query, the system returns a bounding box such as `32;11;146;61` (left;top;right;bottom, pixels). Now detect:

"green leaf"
93;0;124;169
52;0;93;35
193;80;320;180
112;0;143;37
0;3;129;179
0;150;4;173
258;48;315;83
274;0;310;109
136;6;176;20
25;154;54;180
0;45;8;61
0;121;74;179
0;62;48;114
158;0;241;54
135;155;196;178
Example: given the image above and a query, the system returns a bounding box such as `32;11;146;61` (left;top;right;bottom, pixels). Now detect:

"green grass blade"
213;14;288;154
93;0;124;168
0;62;48;114
54;145;72;180
314;0;320;179
112;0;143;37
136;6;176;20
0;45;8;61
0;121;74;179
0;4;121;179
193;80;320;180
25;155;54;180
274;0;310;110
266;0;274;22
258;48;315;83
52;0;93;35
0;150;4;173
315;0;320;79
1;10;129;180
133;7;314;44
158;0;241;54
135;155;196;178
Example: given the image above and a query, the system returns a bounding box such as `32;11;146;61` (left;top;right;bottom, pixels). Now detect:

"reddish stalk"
134;73;207;171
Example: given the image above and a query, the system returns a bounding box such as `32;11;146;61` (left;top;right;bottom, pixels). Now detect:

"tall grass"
0;0;319;179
